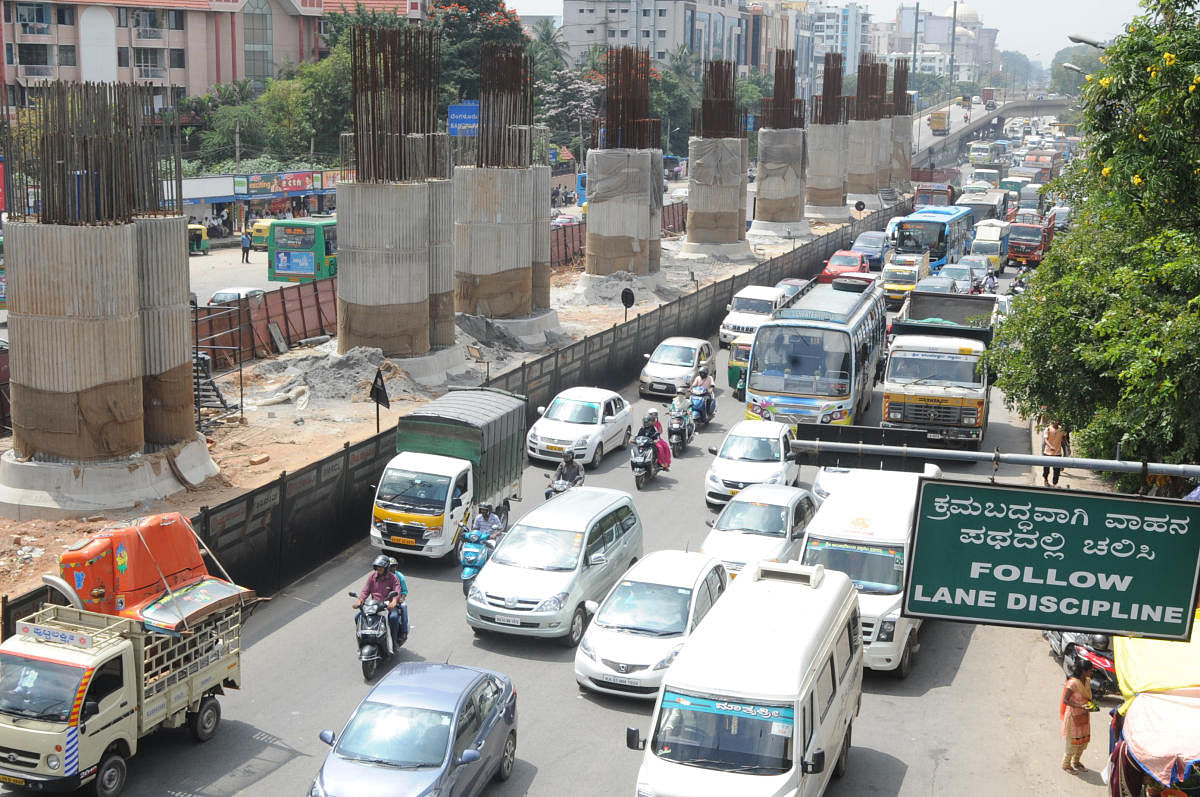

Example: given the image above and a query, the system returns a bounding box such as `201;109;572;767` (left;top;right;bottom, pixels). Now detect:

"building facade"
811;1;869;76
561;0;748;69
884;1;998;83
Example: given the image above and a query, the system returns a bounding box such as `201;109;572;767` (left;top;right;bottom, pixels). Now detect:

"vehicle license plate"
927;433;944;440
546;444;564;452
390;536;418;546
598;675;640;686
729;489;740;497
653;383;671;392
493;615;521;626
0;776;25;786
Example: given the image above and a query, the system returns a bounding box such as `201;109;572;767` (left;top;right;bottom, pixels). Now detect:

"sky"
507;0;1144;69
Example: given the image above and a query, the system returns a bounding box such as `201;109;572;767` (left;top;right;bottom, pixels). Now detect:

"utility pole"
911;2;919;74
947;0;958;103
235;120;241;171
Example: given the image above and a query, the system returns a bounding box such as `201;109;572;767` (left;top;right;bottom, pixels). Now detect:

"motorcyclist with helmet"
692;367;716;422
637;412;670;471
472;502;503;535
546;451;585;498
983;269;998;293
355;555;405;645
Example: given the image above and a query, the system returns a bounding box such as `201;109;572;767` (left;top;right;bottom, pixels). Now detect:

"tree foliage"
534;70;602;158
989;0;1200;491
429;0;527;105
1050;44;1103;94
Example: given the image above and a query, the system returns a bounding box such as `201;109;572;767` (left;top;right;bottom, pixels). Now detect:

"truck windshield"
882;267;917;285
595;581;692;636
652;690;794;775
1011;226;1042;242
886;351;982;388
802;537;905;595
730;297;772;315
973;241;1000;255
376;469;450;513
335;703;452;768
748;327;852;397
492;524;583;571
0;653;84;722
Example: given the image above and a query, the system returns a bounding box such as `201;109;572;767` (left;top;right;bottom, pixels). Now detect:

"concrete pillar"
530;165;552;307
336;181;431;356
846;119;878;194
454;166;533;317
738;138;749;241
891;115;914;192
135;216;193;446
427;178;456;347
647;149;663;273
750;128;808;237
686;137;746;244
805;124;850;222
875;117;892;190
585;149;651;276
8;223;144;461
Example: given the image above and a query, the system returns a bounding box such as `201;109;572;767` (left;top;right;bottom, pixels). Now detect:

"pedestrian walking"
1041;419;1069;487
240;230;251;263
1060;658;1095;773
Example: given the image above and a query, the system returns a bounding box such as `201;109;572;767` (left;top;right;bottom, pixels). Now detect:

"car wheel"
893;634;915;679
495;731;517;782
90;752;127;797
560;605;587;647
188;695;221;742
620;427;631;449
588;443;604;469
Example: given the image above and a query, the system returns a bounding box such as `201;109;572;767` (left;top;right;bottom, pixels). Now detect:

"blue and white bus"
744;274;888;428
892;206;976;271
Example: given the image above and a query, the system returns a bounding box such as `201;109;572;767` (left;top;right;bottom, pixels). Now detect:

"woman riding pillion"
354;555;407;646
639;412;671;472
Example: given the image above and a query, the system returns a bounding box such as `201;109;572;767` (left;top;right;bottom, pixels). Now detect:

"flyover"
914;98;1074;168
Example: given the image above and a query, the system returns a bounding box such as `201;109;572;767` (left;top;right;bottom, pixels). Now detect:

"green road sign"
904;479;1200;641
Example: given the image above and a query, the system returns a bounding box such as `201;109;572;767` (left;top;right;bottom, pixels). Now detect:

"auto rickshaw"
187;224;210;255
250;219;273;251
727;333;754;402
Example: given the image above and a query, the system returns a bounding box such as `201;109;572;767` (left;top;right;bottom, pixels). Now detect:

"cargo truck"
370;388;526;560
970;219;1011;274
929;109;950;136
882;292;997;449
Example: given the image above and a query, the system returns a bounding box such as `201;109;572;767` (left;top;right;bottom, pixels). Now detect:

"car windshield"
651;344;698;367
210;293;239;304
715;500;788;536
335;702;452;768
886;351;982;387
0;653;84;722
731;297;772;315
828;254;860;267
777;283;801;298
544;397;601;425
748;327;853;398
718;434;781;462
853;233;885;249
973;241;1000;255
939;266;972;282
802;537;905;594
731;343;752;362
376;469;450;513
652;690;794;775
492;524;583;571
595;580;692;636
882;267;917;285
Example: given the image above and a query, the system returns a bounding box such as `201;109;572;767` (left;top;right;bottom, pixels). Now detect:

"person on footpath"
1060;657;1096;773
240;230;251;263
1042;419;1069;487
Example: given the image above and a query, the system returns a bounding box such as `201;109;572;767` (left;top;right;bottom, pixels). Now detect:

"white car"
208;286;265;306
639;336;716;399
811;463;944;501
526;387;632;467
699;484;817;578
703;420;799;505
574;551;728;699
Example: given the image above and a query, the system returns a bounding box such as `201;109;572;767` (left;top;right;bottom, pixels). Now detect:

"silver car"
639;336;716;398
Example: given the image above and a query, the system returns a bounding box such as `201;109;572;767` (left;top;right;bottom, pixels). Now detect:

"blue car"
850;230;892;271
312;662;517;797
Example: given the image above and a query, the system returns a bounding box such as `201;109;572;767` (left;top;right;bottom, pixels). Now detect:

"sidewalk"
1027;418;1113;493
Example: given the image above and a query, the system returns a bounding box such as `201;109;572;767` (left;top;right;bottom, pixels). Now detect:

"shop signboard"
247;173;284;195
280;172;313;193
904;479;1200;641
233;176;248;194
322;170;341;190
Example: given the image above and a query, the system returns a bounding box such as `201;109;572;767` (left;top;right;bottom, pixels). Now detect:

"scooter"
630;434;661;490
349;590;399;681
667;406;695;457
458;521;499;597
689;385;715;427
544;471;581;500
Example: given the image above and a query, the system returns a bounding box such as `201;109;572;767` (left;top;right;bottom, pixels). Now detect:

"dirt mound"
251;345;432;404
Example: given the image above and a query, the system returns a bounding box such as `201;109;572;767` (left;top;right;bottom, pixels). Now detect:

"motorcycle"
349;590;400;681
458;521;500;597
630;434;662;490
667;406;695;457
1044;630;1118;698
689;385;715;427
544;470;581;500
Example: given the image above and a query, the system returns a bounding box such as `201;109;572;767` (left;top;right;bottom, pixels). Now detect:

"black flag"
369;367;390;409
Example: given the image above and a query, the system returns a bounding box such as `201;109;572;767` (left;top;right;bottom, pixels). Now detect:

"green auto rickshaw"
727;333;754;402
188;224;210;255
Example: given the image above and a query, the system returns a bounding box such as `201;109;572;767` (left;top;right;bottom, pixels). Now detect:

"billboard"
904;479;1200;640
273;250;316;277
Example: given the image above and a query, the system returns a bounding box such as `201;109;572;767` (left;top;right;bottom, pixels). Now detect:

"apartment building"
811;0;869;76
561;0;748;69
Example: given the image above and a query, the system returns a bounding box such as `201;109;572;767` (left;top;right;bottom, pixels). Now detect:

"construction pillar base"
747;219;811;239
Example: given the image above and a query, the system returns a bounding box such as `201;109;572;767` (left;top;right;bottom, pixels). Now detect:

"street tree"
535;69;602;158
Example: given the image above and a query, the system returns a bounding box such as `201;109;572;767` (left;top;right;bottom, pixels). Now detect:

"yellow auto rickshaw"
727;333;754;402
250;219;274;251
187;224;210;255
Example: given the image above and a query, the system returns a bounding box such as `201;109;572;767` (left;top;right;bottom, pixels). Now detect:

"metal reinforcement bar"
349;25;440;182
812;53;844;125
594;46;659;149
788;439;1200;479
692;60;744;139
477;42;534;168
893;58;912;115
760;50;805;130
2;81;180;224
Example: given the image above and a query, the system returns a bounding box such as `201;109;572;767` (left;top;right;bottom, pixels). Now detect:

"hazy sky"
509;0;1144;69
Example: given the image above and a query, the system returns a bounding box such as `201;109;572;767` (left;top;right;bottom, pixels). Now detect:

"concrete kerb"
747;219;812;240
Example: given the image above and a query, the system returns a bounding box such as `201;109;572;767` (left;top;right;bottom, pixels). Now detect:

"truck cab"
883;335;989;448
371;452;474;559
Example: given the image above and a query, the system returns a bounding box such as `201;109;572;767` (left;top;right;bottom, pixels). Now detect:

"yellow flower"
1100;55;1108;64
1085;74;1093;82
1132;174;1144;186
1191;84;1197;93
1102;165;1112;177
1193;75;1200;84
1164;52;1177;66
1139;133;1149;141
1100;76;1112;88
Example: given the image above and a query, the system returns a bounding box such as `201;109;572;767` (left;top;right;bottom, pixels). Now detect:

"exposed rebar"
594;46;660;149
760;50;805;130
477;42;534;168
893;58;912;115
812;53;845;125
692;60;744;139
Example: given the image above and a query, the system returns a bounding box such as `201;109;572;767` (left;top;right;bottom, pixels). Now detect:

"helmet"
478;502;492;515
562;450;575;463
648;407;659;417
372;554;390;569
643;413;654;426
699;367;709;378
387;556;399;570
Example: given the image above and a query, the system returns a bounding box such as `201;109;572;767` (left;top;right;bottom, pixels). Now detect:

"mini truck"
0;603;243;796
882;292;997;449
370;388;526;560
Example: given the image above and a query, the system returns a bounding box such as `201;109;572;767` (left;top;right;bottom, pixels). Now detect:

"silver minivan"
465;487;644;647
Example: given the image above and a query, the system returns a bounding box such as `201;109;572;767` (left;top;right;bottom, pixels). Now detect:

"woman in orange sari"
1060;658;1095;772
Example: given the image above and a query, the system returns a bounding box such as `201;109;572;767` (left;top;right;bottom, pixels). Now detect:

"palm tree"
531;18;569;67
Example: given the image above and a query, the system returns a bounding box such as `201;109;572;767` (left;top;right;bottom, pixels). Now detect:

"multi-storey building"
560;0;748;69
886;2;997;82
811;1;869;77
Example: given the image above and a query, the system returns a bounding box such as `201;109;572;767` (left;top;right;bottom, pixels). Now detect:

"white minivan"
800;469;924;677
627;561;862;797
719;285;788;346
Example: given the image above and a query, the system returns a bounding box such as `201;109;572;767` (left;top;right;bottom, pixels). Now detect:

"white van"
627;562;862;797
800;470;923;677
719;285;788;346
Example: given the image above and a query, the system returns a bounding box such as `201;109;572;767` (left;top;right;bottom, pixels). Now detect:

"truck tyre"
90;752;127;797
894;634;915;679
189;695;221;742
